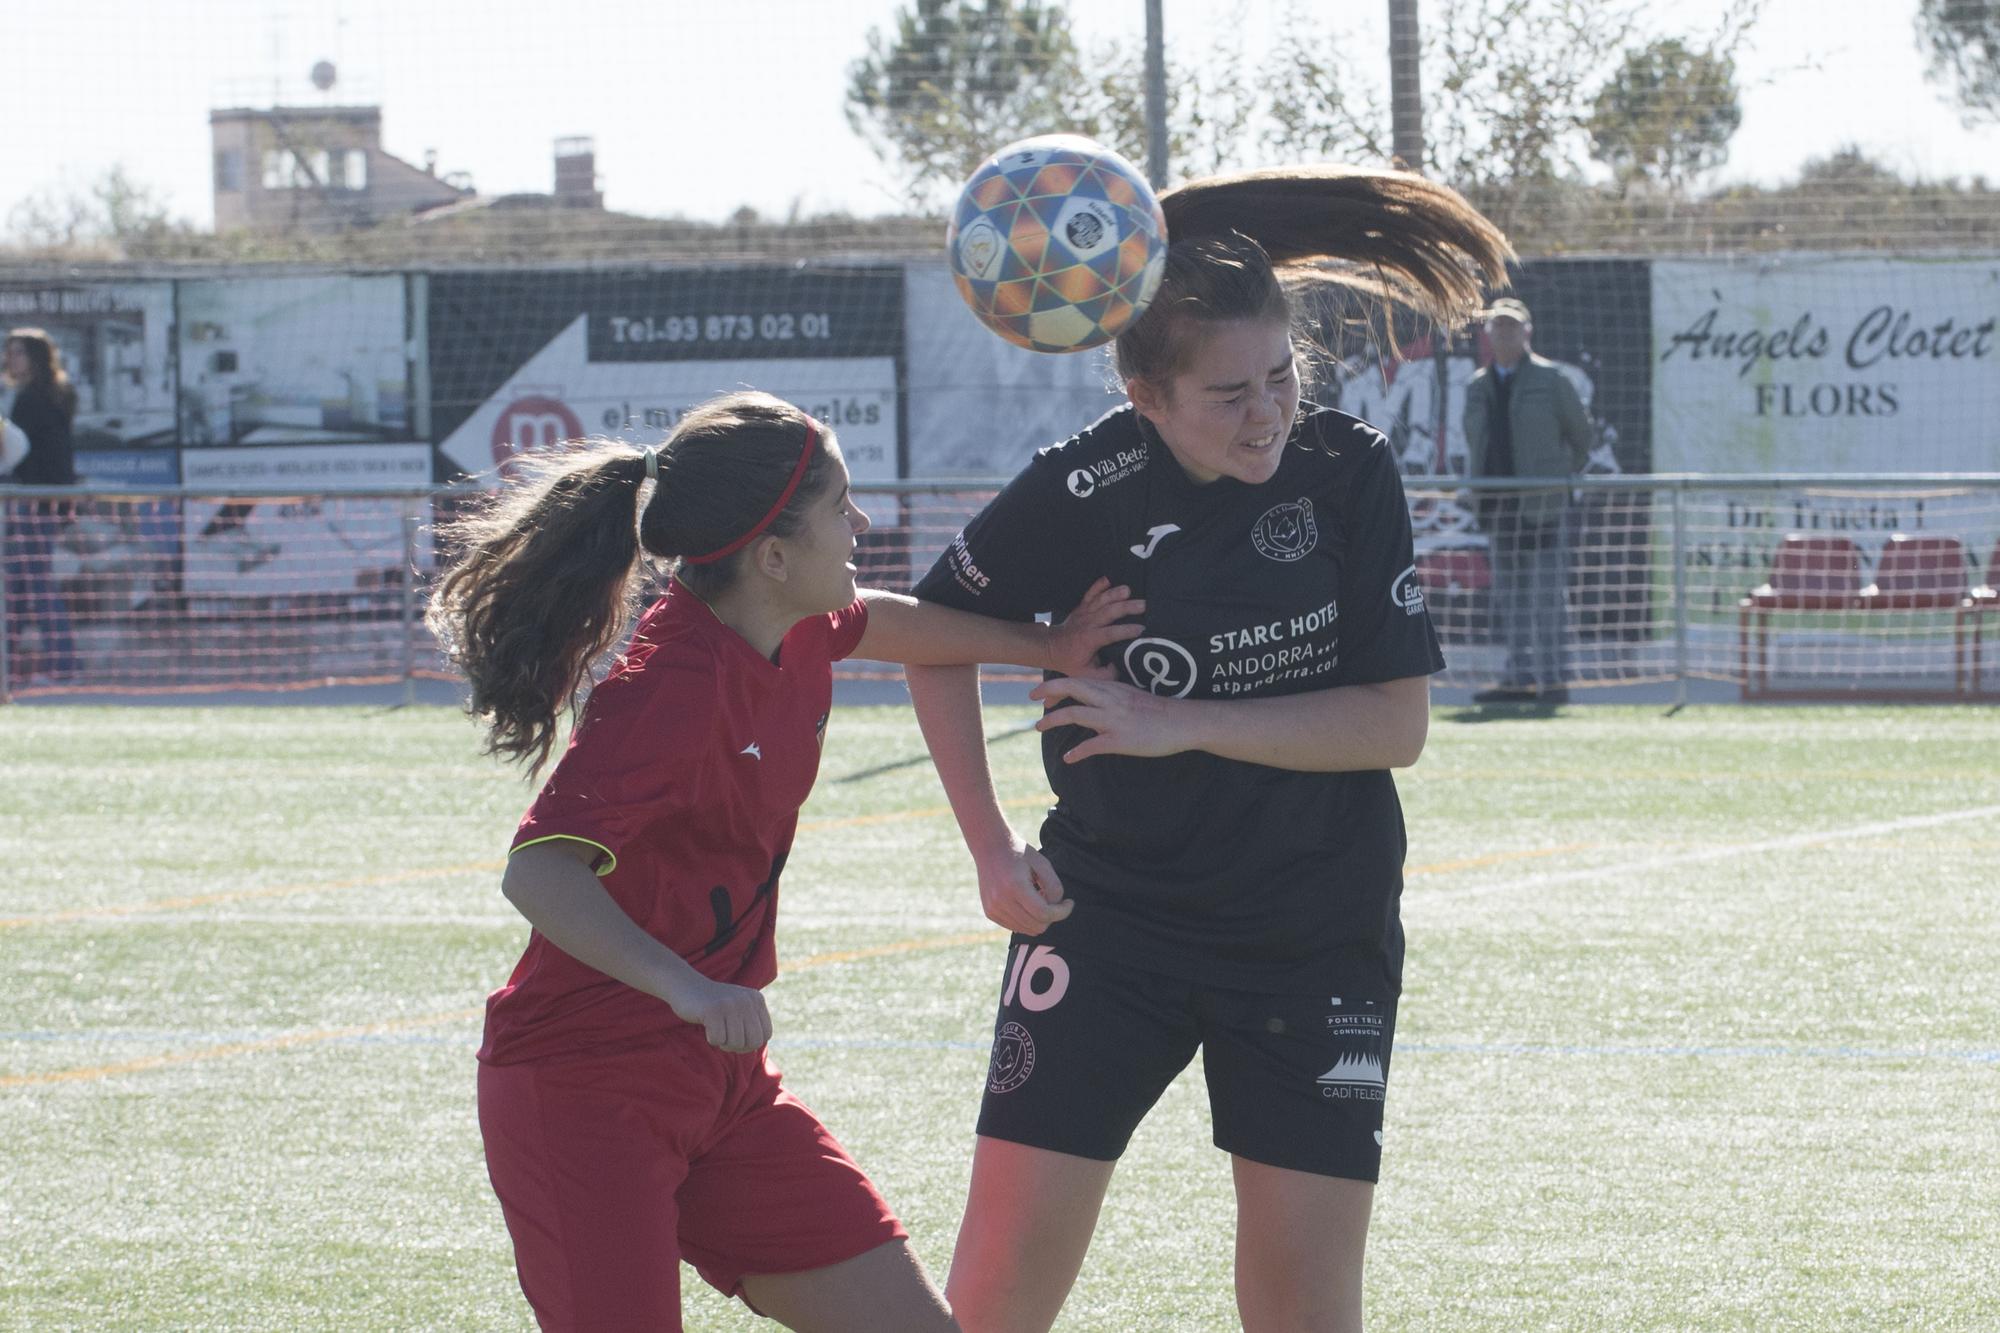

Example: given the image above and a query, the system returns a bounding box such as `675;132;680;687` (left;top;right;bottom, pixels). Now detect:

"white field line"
1408;803;2000;911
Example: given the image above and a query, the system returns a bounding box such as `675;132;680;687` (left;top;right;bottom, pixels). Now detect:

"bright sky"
5;0;1994;231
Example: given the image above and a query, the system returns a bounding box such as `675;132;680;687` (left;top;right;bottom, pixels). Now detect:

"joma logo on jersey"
1251;499;1317;562
1391;564;1425;616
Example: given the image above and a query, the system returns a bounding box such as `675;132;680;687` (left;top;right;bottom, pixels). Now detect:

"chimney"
553;136;603;209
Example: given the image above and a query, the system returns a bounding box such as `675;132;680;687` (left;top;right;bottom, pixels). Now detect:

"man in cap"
1460;297;1593;704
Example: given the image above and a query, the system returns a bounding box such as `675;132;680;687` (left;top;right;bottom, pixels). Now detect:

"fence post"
1671;482;1689;709
0;501;11;704
400;501;418;707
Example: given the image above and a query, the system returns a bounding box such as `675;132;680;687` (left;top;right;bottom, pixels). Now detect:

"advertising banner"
0;281;178;449
175;275;413;447
429;268;903;485
1326;260;1655;635
1652;257;2000;473
179;443;431;599
903;259;1130;477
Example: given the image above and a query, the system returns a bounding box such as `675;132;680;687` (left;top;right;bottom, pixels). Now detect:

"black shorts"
975;939;1396;1182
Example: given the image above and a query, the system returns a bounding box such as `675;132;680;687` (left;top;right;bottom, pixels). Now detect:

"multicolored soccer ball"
947;135;1169;354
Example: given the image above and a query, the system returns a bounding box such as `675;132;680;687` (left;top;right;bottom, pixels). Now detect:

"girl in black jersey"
907;167;1511;1333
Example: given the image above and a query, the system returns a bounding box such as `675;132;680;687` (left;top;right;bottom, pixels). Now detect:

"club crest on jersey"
1391;564;1425;616
1251;499;1317;562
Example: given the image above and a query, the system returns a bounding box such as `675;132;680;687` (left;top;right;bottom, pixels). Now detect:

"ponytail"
1118;165;1514;385
427;445;652;771
427;391;835;771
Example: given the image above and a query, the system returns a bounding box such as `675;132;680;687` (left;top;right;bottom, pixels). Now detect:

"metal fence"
4;475;1997;703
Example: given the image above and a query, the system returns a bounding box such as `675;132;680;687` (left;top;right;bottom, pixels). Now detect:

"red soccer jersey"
479;584;868;1065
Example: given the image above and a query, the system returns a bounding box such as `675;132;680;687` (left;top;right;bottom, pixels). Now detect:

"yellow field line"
0;931;1011;1090
0;797;1052;930
0;861;506;930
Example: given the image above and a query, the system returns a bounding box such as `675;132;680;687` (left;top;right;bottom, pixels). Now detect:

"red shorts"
478;1030;906;1330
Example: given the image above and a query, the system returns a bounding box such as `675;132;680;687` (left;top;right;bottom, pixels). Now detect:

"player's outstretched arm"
502;841;771;1051
905;662;1073;936
1031;674;1431;773
857;577;1140;677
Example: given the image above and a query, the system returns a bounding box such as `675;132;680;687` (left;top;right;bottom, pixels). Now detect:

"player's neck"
689;578;794;663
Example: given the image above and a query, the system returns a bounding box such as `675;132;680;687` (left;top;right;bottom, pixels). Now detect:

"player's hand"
1031;675;1190;763
971;834;1074;936
664;973;773;1052
1044;577;1144;680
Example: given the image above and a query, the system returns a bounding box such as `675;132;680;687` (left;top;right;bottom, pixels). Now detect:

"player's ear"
747;532;788;585
1126;374;1167;422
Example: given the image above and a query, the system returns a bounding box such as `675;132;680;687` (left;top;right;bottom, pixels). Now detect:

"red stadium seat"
1416;548;1492;593
1857;535;1968;610
1737;535;1866;698
1741;534;1865;611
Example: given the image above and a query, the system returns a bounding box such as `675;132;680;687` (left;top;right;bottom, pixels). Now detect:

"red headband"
681;421;821;566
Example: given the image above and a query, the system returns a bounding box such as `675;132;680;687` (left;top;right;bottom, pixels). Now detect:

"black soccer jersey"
913;403;1444;993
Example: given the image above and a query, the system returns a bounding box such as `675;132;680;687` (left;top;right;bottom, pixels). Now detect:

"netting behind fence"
7;479;1997;701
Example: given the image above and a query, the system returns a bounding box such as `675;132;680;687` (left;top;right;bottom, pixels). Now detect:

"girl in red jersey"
427;391;1139;1332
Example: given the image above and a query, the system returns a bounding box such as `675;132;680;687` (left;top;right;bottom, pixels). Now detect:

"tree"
5;164;186;252
1918;0;2000;125
1588;38;1743;194
845;0;1081;209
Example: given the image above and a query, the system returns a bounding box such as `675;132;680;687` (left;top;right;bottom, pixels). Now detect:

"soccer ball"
946;135;1169;354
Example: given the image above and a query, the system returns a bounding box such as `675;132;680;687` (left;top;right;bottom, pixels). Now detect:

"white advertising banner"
1652;258;2000;473
904;260;1129;477
437;316;899;485
176;275;413;447
179;444;432;598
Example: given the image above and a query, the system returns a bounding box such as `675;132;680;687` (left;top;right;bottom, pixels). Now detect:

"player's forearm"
858;590;1051;667
1177;675;1431;771
905;662;1018;855
500;845;709;1009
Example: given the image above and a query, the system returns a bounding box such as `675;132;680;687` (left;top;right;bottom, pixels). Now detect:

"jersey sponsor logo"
1129;523;1180;559
1122;636;1198;698
1001;943;1071;1012
987;1020;1037;1094
1251;498;1318;562
1066;446;1146;499
739;741;762;760
1317;998;1387;1103
1391;563;1426;616
945;533;992;596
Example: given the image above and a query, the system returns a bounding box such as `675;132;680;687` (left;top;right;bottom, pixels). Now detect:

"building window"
260;149;333;189
214;149;244;192
339;149;368;191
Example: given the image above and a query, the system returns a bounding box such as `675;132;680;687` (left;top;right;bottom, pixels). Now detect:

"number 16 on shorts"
1002;944;1070;1012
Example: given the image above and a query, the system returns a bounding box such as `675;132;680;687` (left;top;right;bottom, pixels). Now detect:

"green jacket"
1461;353;1593;528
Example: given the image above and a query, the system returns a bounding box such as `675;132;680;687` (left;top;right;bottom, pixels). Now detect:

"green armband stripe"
511;834;617;877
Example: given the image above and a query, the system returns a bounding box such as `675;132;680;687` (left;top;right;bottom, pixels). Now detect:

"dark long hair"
1115;166;1514;389
426;391;836;771
5;327;78;414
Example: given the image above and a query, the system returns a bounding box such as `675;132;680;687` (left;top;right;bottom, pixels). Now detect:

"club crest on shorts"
988;1020;1037;1093
1251;499;1317;562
